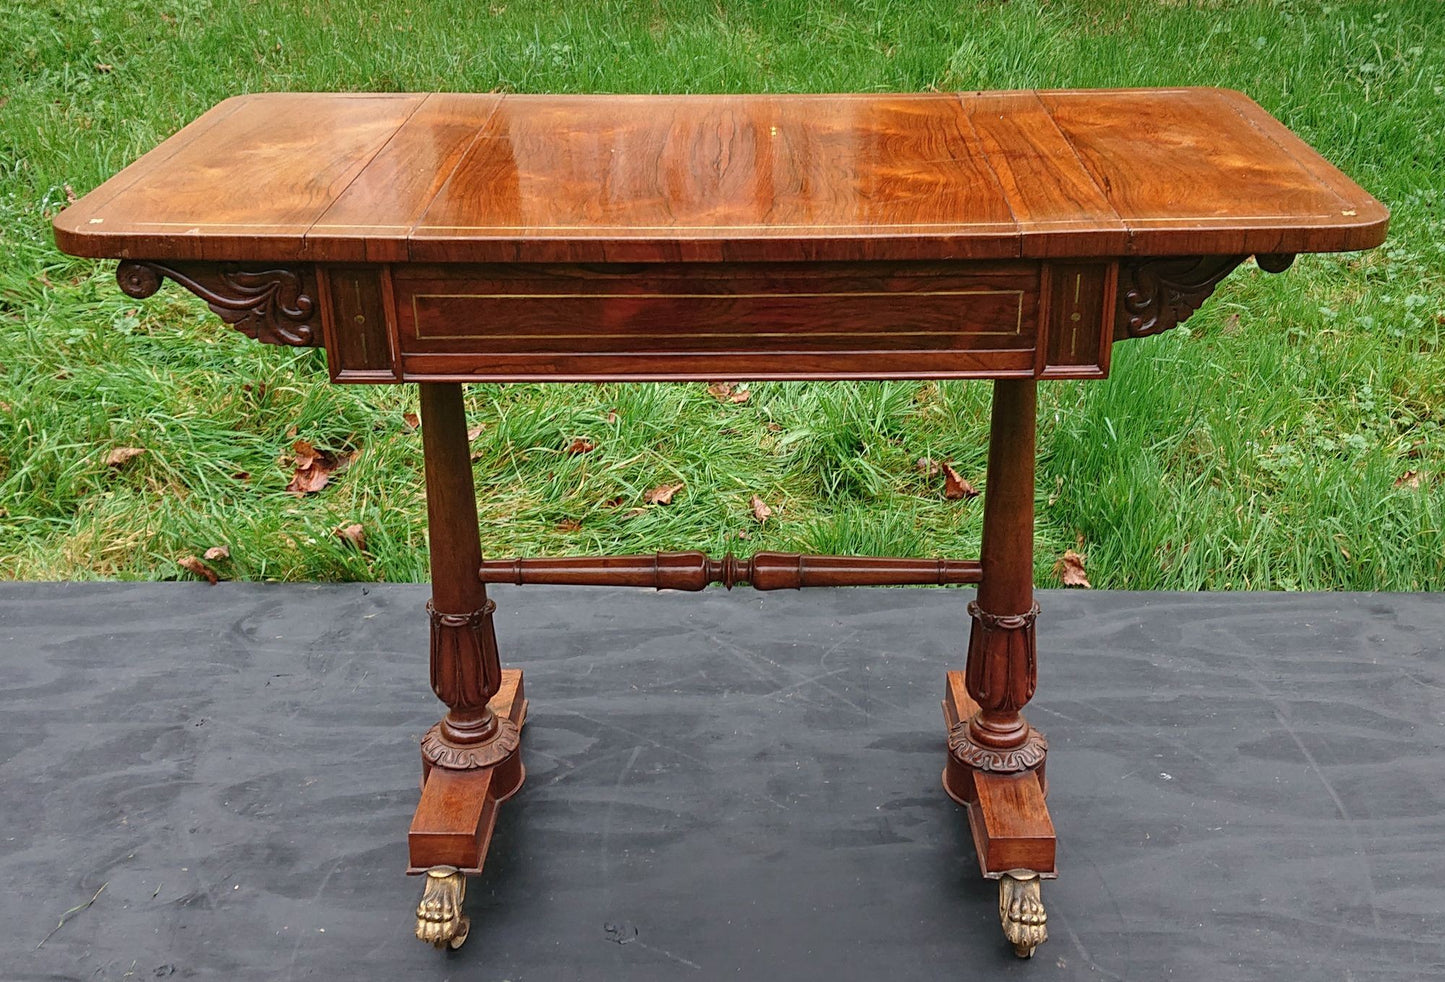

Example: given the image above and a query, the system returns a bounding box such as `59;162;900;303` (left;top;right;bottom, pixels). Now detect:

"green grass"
2;0;1443;589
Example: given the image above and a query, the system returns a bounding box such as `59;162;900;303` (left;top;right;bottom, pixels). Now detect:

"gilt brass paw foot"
415;865;469;950
999;869;1047;958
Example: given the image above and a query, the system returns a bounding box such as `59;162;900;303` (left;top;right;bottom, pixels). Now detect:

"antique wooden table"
54;89;1386;958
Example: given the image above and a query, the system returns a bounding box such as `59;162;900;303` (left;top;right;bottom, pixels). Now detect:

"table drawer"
321;261;1115;382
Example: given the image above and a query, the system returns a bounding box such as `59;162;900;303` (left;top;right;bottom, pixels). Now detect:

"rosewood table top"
55;89;1386;266
51;88;1388;959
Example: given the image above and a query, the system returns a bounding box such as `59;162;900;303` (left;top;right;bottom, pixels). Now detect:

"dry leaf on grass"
606;409;619;424
1395;470;1422;489
106;447;146;468
177;555;219;585
334;523;366;549
601;494;626;508
285;439;352;495
644;482;684;505
915;457;940;478
941;462;978;500
621;507;648;520
203;545;229;561
750;495;773;523
556;518;583;532
706;382;751;404
565;437;595;455
467;424;484;441
402;412;420;431
1055;549;1091;588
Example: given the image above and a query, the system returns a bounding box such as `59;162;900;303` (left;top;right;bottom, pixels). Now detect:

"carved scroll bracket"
1114;253;1298;340
116;260;319;346
1114;256;1245;340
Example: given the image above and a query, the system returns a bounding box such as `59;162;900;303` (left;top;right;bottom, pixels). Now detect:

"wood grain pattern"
959;92;1127;258
389;259;1041;381
57;93;427;261
1038;88;1387;255
409;93;1019;263
310;93;504;263
56;89;1387;265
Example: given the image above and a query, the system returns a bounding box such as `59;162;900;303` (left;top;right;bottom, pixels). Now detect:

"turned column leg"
940;378;1053;959
417;382;520;774
409;383;527;951
949;378;1046;779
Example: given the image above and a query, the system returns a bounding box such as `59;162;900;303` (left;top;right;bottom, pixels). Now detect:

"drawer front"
323;261;1116;382
393;262;1039;381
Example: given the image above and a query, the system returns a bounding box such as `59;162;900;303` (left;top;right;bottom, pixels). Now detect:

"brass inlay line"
128;213;1343;230
409;289;1026;341
413;222;1020;232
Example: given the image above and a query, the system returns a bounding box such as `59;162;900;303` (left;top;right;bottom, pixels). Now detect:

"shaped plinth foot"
999;870;1047;958
415;865;469;950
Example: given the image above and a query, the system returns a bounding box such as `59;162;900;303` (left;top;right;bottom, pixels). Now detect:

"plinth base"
408;668;527;874
941;671;1056;879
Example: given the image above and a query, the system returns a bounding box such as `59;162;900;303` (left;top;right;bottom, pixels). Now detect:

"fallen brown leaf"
63;183;77;206
556;518;583;532
1056;549;1091;588
1395;470;1422;489
203;545;230;561
402;411;420;431
621;507;648;520
334;523;366;549
606;409;619;424
285;439;350;495
106;447;146;468
942;462;978;500
95;63;113;74
644;482;684;505
602;494;626;508
750;494;773;523
566;437;595;455
177;555;219;585
707;382;751;404
467;424;484;441
916;457;940;478
232;470;251;481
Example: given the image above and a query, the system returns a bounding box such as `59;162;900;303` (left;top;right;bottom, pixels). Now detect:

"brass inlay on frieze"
409;289;1027;342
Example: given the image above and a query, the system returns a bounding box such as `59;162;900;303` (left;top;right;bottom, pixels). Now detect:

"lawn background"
1;0;1442;589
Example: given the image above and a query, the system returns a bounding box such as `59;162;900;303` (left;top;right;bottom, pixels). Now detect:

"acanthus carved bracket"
1113;253;1296;341
1114;256;1245;340
116;260;320;346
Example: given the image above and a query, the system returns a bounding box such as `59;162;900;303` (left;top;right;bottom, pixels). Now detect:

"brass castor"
415;865;469;950
998;869;1047;958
